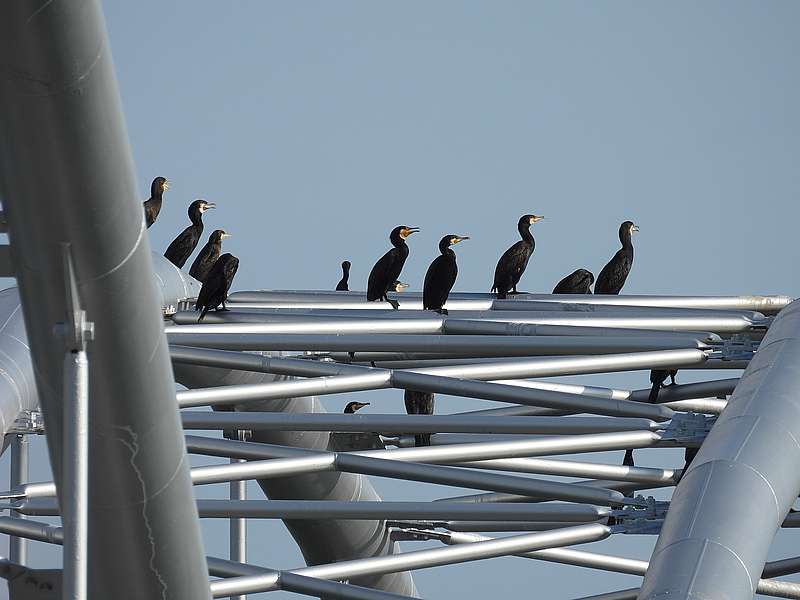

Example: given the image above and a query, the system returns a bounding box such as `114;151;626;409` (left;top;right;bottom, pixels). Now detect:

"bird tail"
198;307;209;323
415;434;431;447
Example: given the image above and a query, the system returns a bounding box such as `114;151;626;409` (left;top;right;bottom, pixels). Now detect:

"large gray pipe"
174;362;417;595
0;2;209;598
0;289;37;440
640;299;800;599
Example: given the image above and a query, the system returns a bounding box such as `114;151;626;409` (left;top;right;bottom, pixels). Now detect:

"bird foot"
387;299;400;310
436;308;449;315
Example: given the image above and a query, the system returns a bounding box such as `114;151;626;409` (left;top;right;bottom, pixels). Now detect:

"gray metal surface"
0;2;210;598
174;361;418;596
8;435;28;564
640;299;800;600
0;289;37;438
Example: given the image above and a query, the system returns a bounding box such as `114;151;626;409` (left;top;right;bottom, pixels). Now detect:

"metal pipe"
180;412;659;435
227;290;793;314
0;516;63;545
171;347;676;420
185;431;664;464
229;458;246;600
641;299;800;600
62;350;89;600
209;524;611;597
188;453;628;506
165;331;709;355
0;289;38;440
0;2;210;598
277;572;419;600
454;457;679;485
8;434;28;564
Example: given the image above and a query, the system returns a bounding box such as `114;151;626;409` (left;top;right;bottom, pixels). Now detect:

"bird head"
344;401;370;413
439;235;470;252
391;281;410;293
152;176;169;195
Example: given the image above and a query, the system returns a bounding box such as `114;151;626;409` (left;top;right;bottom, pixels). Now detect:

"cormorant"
189;229;230;282
195;253;238;322
423;235;469;314
344;401;370;414
367;226;419;309
336;261;351;291
492;214;544;299
552;269;595;294
404;390;434;447
164;200;215;268
143;176;169;228
595;221;639;295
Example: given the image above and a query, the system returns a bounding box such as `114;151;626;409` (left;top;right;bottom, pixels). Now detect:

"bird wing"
493;241;532;291
367;248;403;300
595;249;632;294
423;255;457;310
164;226;197;268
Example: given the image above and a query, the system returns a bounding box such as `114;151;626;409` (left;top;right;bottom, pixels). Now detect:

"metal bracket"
660;412;715;447
51;244;94;351
6;410;45;435
609;496;669;534
713;334;758;362
387;524;451;543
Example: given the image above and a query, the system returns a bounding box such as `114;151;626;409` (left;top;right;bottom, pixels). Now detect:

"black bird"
552;269;595;294
143;176;169;228
344;401;370;414
492;214;544;299
648;369;670;404
195;253;239;322
404;390;435;447
336;261;351;291
164;200;215;268
367;225;419;309
189;229;231;282
595;221;639;294
423;235;469;314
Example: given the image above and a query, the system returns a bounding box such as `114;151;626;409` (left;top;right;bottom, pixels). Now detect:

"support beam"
0;2;210;598
641;300;800;600
8;435;28;564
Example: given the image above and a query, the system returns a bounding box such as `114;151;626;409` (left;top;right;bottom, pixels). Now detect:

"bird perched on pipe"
424;235;469;315
195;253;239;322
336;261;351;291
552;269;594;294
190;229;231;282
492;214;544;299
164;199;216;268
595;221;639;295
143;176;169;228
367;225;419;309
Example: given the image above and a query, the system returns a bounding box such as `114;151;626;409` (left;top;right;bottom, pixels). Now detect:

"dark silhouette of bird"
367;226;419;309
404;390;435;447
195;253;238;322
164;200;215;268
143;176;169;228
336;261;351;291
344;401;370;414
682;447;699;474
595;221;639;294
626;367;679;468
552;269;595;294
189;229;230;282
423;235;469;315
492;214;544;299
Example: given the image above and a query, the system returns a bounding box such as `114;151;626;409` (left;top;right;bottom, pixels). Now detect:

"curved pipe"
640;299;800;599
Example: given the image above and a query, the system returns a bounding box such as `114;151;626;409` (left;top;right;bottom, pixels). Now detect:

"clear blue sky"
3;2;799;598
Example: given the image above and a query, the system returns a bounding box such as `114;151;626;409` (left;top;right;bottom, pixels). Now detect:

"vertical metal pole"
9;433;29;564
62;350;89;600
230;455;247;600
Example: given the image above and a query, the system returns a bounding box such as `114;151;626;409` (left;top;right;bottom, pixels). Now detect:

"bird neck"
620;230;633;250
518;222;533;244
441;247;456;258
342;264;350;276
391;236;407;249
189;210;204;227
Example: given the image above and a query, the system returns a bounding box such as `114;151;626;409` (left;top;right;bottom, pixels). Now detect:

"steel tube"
277;572;418;600
180;412;659;435
189;453;628;506
641;299;800;600
0;516;63;545
209;524;611;597
8;434;28;564
0;2;210;597
62;350;88;600
229;458;246;600
165;331;709;355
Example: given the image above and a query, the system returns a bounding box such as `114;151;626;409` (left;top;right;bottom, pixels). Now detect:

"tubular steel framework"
0;3;799;600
